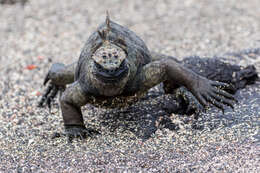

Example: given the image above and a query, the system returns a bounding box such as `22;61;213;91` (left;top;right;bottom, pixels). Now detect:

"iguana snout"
92;43;128;82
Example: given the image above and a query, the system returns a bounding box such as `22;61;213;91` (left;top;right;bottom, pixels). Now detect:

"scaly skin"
38;15;259;142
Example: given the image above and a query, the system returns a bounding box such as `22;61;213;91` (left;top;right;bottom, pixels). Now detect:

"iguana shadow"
97;82;259;141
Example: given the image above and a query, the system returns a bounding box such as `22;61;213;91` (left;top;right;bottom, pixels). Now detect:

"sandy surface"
0;0;259;172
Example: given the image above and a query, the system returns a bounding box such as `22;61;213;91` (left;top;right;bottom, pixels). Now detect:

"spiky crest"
97;11;111;42
106;10;111;30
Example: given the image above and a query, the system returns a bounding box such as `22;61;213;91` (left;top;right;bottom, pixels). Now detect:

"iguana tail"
182;55;259;94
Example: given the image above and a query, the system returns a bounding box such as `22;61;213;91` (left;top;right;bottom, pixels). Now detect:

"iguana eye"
119;59;126;69
95;62;102;69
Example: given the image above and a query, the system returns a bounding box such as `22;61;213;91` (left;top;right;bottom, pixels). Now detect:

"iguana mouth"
94;60;128;83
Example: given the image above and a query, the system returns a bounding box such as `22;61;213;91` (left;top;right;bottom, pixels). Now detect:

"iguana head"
91;13;129;83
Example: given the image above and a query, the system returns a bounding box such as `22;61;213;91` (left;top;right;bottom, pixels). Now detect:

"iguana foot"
174;87;205;115
188;77;237;113
38;83;60;110
65;125;100;143
38;63;67;110
51;125;100;143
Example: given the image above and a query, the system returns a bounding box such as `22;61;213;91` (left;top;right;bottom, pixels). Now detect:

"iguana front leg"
38;62;77;109
135;57;236;112
59;81;99;142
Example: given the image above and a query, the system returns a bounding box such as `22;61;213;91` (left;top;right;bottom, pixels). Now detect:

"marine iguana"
38;13;258;142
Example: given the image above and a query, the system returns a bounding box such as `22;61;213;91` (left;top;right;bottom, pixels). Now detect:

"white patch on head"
92;43;126;69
